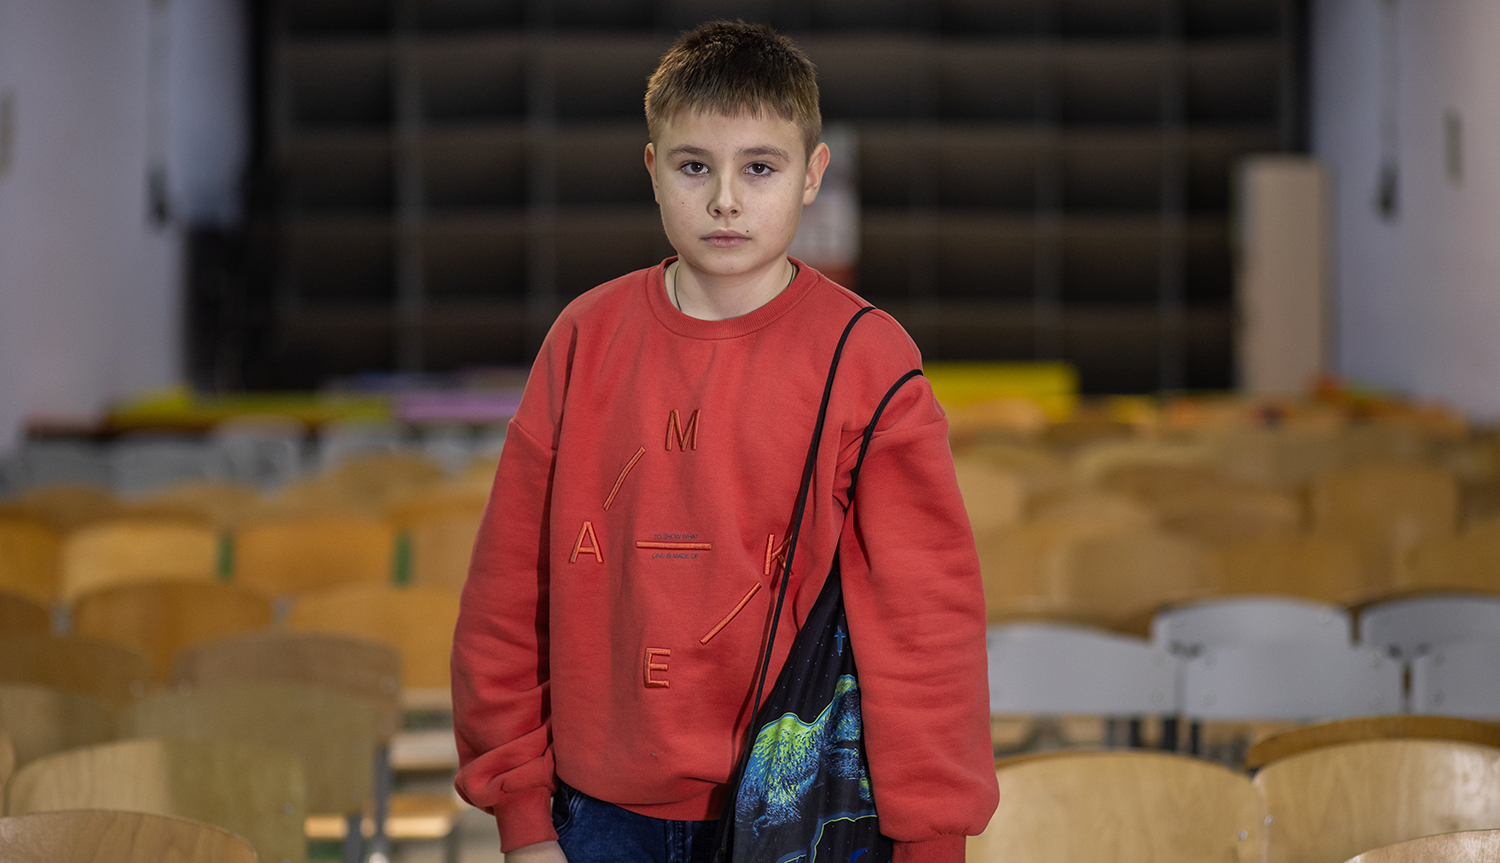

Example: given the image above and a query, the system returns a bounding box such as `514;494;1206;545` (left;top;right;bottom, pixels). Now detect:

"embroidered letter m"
666;409;700;452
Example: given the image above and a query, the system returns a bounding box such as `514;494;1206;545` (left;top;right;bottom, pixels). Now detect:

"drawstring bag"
713;305;921;863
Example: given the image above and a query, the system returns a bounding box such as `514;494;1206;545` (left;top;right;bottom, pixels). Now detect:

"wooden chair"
0;514;60;605
1311;465;1461;590
286;583;459;695
3;485;124;531
71;581;273;681
1215;428;1347;490
0;810;259;863
129;479;264;529
975;523;1071;622
320;452;447;505
285;584;467;854
172;631;402;741
1029;489;1159;536
1215;534;1370;604
1401;517;1500;593
1151;484;1304;547
1343;829;1500;863
6;737;306;863
0;589;50;635
0;683;116;768
121;680;376;863
952;457;1026;534
0;726;15;789
400;505;485;592
0;634;151;707
59;518;220;603
967;750;1263;862
170;630;455;858
1052;530;1219;632
1254;739;1500;863
233;513;396;595
1246;716;1500;773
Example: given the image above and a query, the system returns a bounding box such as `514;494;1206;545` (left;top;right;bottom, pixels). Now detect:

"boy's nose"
709;178;740;217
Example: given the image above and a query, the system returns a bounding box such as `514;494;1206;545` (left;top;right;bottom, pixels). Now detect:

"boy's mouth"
703;231;749;248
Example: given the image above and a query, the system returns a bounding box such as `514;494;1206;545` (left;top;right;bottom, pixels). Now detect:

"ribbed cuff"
894;834;967;863
495;786;558;853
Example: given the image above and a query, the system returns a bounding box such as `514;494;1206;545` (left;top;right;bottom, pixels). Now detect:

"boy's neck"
668;258;798;322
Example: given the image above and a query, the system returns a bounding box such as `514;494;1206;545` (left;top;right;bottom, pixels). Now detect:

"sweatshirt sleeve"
837;372;999;862
451;319;576;852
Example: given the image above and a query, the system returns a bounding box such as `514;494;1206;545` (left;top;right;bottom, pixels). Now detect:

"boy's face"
645;110;830;285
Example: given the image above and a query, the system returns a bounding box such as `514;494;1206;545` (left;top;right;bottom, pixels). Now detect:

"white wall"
1311;0;1500;419
0;0;247;450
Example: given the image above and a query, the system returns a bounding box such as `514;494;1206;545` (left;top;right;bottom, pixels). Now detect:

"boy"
452;21;997;863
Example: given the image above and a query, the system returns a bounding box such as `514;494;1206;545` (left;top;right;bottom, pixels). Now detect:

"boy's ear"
644;142;660;203
802;142;832;206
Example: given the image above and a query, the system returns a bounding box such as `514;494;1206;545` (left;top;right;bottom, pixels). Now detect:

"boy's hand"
505;840;568;863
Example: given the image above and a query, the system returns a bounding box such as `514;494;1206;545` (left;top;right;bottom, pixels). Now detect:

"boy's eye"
681;162;708;175
746;163;774;176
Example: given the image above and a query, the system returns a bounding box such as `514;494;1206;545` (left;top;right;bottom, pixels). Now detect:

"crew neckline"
646;256;821;340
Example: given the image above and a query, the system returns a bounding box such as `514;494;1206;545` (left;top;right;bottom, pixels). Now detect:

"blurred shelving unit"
231;0;1300;393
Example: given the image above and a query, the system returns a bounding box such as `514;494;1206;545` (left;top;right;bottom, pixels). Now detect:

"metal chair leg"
342;813;364;863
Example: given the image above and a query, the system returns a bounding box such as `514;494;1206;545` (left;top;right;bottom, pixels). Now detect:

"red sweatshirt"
452;259;997;861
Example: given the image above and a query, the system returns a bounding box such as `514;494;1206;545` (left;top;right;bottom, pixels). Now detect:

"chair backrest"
1245;715;1500;773
1411;640;1500;720
233;514;395;594
71;580;274;681
951;457;1026;534
1182;643;1403;722
59;518;220;603
987;622;1176;717
1401;523;1500;593
0;683;116;768
0;515;60;605
1214;427;1346;490
0;726;14;786
1343;829;1500;863
286;583;459;692
0;589;50;636
121;679;376;816
0;810;259;863
1151;596;1352;655
968;750;1263;863
1216;533;1369;603
974;523;1074;622
1359;593;1500;659
1029;489;1158;535
7;737;306;863
0;634;151;707
5;485;124;531
1311;464;1460;587
403;506;484;592
131;480;264;529
1254;739;1500;863
1052;530;1218;628
174;630;402;742
1149;484;1304;547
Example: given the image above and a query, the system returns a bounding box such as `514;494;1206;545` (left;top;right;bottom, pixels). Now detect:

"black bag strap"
748;308;924;720
749;304;875;717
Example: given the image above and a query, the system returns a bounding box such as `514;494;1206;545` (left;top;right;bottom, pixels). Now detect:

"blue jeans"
552;781;718;863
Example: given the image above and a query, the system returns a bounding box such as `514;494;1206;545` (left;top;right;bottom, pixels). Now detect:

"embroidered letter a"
666;409;700;452
570;521;603;564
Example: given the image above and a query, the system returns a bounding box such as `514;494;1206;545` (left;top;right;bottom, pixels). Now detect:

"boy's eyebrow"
665;144;793;161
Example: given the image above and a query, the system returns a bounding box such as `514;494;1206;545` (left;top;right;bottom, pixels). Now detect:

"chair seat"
306;793;466;841
391;729;459;772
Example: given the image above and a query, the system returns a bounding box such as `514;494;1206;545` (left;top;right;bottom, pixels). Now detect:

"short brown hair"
645;21;822;158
